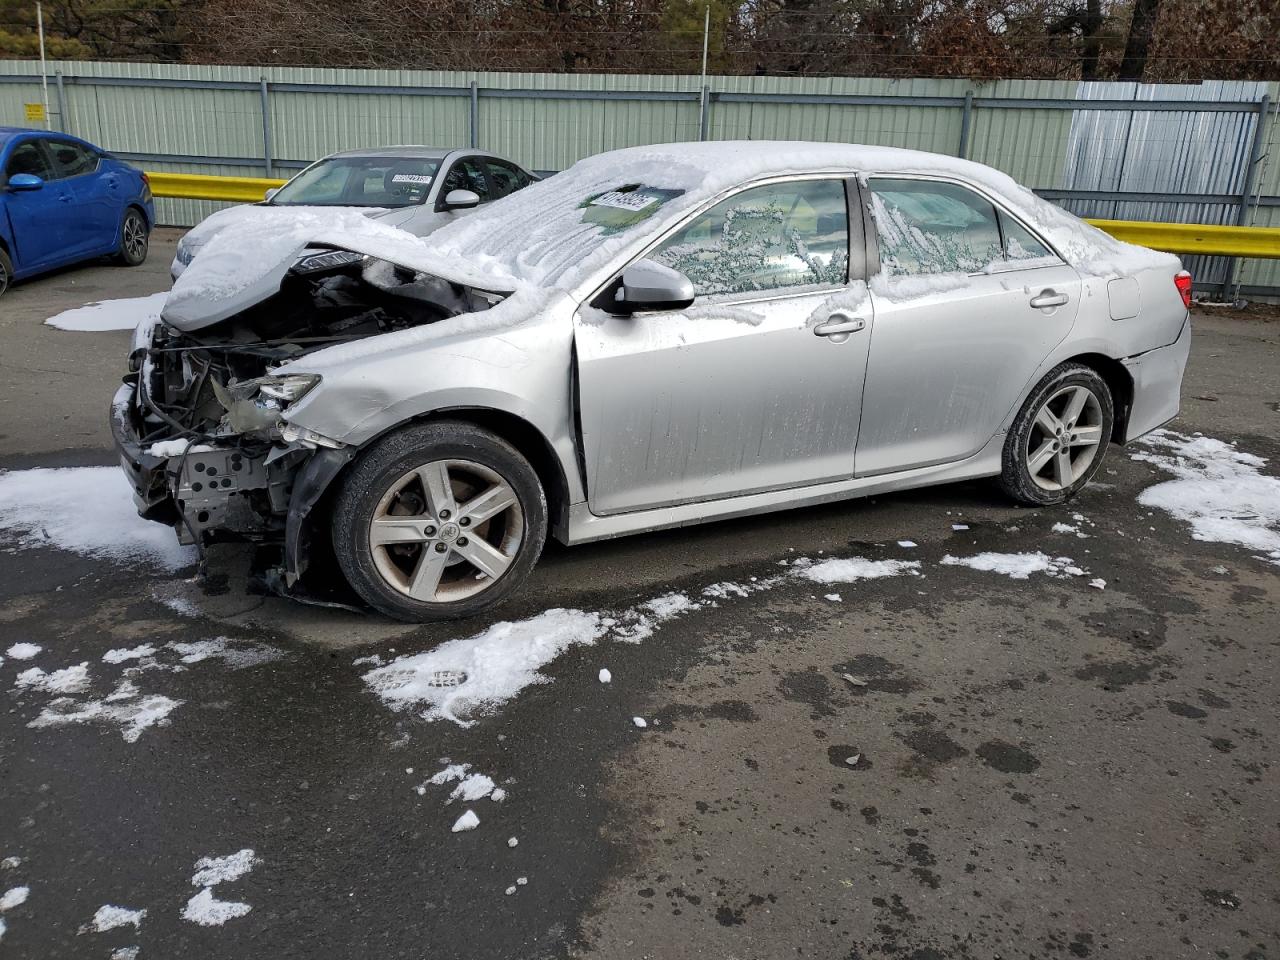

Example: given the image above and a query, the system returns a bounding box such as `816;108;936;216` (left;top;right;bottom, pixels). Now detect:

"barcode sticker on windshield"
392;174;432;184
590;191;659;211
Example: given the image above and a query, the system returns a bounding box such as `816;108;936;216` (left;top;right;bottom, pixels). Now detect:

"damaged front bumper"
111;374;351;585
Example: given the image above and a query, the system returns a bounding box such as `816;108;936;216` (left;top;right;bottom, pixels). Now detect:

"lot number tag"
590;191;660;212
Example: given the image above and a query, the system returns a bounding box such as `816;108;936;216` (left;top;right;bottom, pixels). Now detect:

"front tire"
331;421;547;622
0;248;11;297
999;362;1113;506
117;208;149;266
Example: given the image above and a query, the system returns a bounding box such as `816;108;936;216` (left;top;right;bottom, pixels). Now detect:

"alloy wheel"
368;458;524;603
1025;384;1104;491
123;214;148;261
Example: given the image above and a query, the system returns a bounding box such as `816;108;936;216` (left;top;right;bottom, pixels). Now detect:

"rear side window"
999;210;1054;262
485;160;528;199
869;178;1003;276
48;140;99;178
441;158;491;201
5;141;54;180
650;178;849;299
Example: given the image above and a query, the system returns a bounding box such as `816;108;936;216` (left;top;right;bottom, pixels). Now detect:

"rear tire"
999;362;1113;506
0;249;11;297
331;421;547;622
116;208;149;266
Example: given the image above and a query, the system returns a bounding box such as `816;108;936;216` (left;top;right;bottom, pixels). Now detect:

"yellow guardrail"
147;171;287;203
1084;218;1280;259
144;172;1280;259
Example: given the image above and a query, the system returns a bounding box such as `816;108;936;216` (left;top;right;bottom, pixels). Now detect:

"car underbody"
111;252;501;594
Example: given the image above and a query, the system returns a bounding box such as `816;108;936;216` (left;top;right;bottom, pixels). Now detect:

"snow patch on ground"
363;609;604;725
451;810;480;833
103;645;157;664
168;638;281;669
1131;429;1280;565
0;467;196;570
89;904;146;932
191;849;258;887
28;679;182;743
182;888;252;926
0;887;28;910
5;643;40;660
183;849;259;926
940;552;1087;580
15;663;91;695
797;557;922;583
43;292;166;332
611;591;699;643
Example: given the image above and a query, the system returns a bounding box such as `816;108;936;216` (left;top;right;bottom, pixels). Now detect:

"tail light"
1174;270;1192;309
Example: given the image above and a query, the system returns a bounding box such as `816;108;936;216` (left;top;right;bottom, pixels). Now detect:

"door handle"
813;317;866;338
1030;290;1069;309
58;193;73;203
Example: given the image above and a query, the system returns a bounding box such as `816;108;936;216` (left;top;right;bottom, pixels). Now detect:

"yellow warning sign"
24;102;46;122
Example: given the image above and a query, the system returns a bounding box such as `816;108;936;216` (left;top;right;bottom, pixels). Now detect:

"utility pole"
697;5;710;141
37;2;52;129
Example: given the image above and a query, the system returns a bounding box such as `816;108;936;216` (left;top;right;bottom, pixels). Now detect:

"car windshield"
271;156;441;208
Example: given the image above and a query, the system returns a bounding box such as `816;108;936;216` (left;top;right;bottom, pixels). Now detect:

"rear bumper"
1122;316;1192;442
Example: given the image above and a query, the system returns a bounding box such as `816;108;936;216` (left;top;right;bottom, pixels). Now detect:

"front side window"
441;158;491;201
485;160;527;199
48;140;99;178
271;156;442;208
5;140;54;180
869;178;1003;276
649;179;849;299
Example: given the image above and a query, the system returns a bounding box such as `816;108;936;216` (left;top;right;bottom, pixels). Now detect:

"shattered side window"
648;179;849;299
869;178;1003;276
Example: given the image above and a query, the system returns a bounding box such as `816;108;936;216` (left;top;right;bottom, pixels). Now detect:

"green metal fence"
2;60;1277;296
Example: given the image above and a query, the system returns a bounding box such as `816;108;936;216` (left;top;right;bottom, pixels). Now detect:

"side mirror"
442;188;480;210
7;173;44;191
613;259;695;314
264;187;279;202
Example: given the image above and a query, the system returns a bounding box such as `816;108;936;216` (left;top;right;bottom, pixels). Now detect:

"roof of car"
325;145;458;160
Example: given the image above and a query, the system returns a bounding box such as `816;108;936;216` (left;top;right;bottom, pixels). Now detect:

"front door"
3;138;76;271
855;176;1082;476
48;139;115;256
575;176;873;516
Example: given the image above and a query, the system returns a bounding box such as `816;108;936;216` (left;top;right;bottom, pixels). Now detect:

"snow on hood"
180;202;396;249
162;207;506;331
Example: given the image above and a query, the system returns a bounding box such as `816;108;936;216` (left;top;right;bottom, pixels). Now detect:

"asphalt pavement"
0;238;1277;959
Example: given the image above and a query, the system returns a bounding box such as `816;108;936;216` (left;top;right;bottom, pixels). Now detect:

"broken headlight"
293;249;366;274
238;373;321;404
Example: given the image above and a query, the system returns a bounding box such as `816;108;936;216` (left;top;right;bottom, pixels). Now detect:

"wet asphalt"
0;242;1277;959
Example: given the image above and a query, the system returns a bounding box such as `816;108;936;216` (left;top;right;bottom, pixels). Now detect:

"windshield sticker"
578;186;685;235
392;174;432;184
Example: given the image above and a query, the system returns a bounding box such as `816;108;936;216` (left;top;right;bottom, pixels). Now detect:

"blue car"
0;126;154;296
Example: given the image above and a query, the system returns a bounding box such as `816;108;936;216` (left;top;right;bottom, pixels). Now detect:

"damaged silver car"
113;141;1191;622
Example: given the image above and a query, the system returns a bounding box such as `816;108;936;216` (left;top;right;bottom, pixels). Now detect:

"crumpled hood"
161;208;518;332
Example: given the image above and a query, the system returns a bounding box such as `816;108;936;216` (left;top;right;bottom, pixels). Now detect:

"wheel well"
125;203;150;228
418;407;572;540
1065;353;1133;442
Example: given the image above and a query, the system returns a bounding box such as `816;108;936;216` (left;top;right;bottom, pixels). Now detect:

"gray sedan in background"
170;145;537;277
116;141;1191;622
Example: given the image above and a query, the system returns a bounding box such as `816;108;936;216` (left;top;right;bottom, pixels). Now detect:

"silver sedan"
116;141;1191;621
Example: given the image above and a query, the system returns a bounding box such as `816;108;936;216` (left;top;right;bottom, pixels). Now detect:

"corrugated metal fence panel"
966;79;1080;189
1238;82;1280;293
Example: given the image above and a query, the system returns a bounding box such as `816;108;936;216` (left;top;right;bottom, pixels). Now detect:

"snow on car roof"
396;140;1178;291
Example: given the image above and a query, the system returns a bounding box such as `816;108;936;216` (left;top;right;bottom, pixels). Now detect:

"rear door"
575;176;872;515
855;176;1081;476
2;137;76;271
47;138;117;256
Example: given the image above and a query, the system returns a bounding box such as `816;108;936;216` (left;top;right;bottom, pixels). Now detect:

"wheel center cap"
439;522;460;542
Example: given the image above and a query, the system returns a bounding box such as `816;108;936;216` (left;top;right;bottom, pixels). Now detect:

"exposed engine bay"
112;249;504;579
